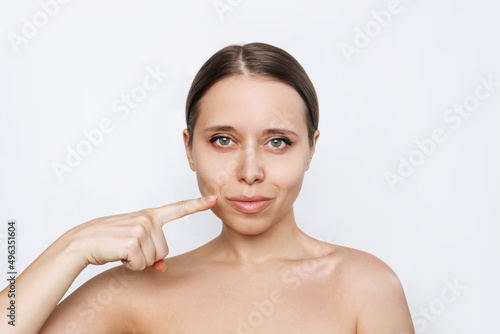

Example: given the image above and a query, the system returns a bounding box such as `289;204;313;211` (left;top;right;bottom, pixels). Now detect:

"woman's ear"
183;129;196;171
305;129;320;171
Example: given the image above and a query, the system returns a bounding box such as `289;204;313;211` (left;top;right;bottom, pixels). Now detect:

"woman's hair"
185;42;319;147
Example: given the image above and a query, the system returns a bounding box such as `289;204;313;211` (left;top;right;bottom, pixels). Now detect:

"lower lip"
228;200;272;213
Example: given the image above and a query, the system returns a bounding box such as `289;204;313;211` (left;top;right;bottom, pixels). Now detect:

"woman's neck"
207;208;316;266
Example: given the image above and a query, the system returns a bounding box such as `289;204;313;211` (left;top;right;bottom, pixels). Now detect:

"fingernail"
161;266;167;272
206;195;217;202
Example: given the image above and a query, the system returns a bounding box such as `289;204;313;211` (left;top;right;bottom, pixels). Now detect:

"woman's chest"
132;266;356;334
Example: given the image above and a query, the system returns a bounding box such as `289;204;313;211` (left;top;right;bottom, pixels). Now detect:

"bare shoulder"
321;243;415;334
322;244;405;300
40;265;145;333
41;251;203;332
326;244;401;285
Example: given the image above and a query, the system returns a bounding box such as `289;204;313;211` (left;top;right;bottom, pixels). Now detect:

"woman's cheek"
269;161;305;197
195;159;232;196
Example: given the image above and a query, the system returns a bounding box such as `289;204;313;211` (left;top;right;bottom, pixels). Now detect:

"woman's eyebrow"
203;125;298;137
203;125;235;133
263;128;298;137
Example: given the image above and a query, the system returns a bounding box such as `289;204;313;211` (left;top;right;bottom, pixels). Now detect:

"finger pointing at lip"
71;195;218;274
143;195;218;226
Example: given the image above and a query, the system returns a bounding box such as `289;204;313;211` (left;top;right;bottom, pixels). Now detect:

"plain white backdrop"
1;0;499;333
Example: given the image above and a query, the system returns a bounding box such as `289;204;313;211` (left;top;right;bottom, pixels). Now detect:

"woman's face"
183;75;319;235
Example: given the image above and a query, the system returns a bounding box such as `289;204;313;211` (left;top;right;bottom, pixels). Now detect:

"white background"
1;0;499;333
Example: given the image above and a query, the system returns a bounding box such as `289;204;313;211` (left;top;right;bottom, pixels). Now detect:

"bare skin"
1;75;414;333
40;234;413;333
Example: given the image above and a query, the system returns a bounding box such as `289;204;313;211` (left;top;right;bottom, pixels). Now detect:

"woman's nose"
236;145;264;184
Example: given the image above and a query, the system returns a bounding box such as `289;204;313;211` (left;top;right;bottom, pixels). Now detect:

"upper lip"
227;195;272;202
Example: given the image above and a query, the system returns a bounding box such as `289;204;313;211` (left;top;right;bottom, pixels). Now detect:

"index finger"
148;195;217;226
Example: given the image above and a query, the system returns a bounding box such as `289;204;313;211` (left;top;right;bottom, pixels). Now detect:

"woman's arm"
0;230;87;333
352;252;415;334
0;195;217;333
39;263;142;333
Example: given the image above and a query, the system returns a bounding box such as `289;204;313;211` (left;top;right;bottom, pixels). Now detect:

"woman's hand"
0;195;217;334
66;195;218;272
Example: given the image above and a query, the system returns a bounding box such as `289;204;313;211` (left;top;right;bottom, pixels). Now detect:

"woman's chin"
215;214;273;236
224;222;271;236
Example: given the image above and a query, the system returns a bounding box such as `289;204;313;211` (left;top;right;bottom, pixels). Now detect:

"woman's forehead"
197;76;308;132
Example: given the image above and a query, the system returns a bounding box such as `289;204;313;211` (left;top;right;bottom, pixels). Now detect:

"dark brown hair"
185;42;319;147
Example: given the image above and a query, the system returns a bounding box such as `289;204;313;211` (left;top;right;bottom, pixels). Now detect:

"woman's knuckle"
131;224;148;238
158;245;169;258
124;237;141;252
137;213;154;225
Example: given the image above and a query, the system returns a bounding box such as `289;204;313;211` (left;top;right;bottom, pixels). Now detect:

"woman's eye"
268;138;285;148
267;138;292;150
212;136;233;146
211;136;292;150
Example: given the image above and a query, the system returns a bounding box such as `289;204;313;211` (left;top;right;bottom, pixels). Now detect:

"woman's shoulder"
324;243;407;310
319;243;414;331
329;243;396;272
316;242;404;295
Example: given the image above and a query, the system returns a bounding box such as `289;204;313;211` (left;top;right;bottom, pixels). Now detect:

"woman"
1;42;414;333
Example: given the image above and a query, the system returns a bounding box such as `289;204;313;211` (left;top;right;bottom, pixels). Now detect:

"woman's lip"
227;199;272;213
